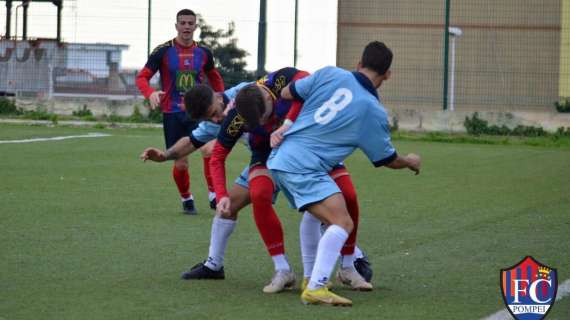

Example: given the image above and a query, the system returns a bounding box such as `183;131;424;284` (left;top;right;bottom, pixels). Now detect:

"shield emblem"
500;256;558;320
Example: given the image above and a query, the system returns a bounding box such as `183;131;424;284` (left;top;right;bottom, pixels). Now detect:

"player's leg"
181;182;250;279
302;194;353;305
330;167;372;290
248;166;295;293
299;211;321;290
270;169;352;306
164;112;195;214
200;140;217;209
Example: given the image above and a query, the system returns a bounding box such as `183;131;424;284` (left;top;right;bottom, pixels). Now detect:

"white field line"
0;133;111;144
481;278;570;320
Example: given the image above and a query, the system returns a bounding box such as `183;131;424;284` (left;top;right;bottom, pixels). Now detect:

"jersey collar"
352;71;379;100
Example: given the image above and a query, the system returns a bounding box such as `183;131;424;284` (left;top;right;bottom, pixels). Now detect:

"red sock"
172;165;191;199
249;174;285;256
202;157;215;193
334;171;359;256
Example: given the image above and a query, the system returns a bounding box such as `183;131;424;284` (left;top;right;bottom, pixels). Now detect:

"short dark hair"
184;84;214;120
234;84;265;129
176;9;196;20
361;41;393;76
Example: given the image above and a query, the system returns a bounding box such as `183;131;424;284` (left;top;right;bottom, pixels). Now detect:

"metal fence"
1;0;569;113
0;38;143;98
337;0;569;111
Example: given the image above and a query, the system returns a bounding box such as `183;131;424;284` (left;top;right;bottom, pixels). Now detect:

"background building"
337;0;568;111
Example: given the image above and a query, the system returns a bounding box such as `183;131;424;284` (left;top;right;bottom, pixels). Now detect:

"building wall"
561;0;570;97
337;0;563;110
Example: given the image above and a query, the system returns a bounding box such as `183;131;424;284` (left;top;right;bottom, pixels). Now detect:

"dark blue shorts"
162;112;198;148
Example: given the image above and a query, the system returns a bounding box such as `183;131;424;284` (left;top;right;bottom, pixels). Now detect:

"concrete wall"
15;96;147;117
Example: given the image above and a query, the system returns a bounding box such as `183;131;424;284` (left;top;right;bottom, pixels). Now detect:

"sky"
1;0;338;72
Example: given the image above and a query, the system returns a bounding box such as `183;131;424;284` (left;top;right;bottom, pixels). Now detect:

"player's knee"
174;159;188;171
218;211;238;220
340;217;354;234
249;176;274;204
249;187;272;205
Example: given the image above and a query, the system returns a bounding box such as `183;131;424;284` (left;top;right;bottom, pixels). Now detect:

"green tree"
197;17;257;88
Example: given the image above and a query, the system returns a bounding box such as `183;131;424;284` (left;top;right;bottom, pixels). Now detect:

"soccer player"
141;69;372;292
266;41;422;306
136;9;224;214
205;67;372;292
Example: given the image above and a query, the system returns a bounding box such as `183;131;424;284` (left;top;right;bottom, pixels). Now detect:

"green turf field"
1;124;569;319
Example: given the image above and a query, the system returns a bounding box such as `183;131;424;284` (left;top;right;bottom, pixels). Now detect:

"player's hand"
270;123;291;148
149;91;165;109
217;196;231;215
140;148;167;162
406;153;421;175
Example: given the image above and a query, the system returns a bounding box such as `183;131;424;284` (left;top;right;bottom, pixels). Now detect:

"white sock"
308;225;348;290
354;246;364;259
208;192;216;201
341;254;357;270
272;254;291;271
300;211;321;278
181;195;194;202
204;216;236;271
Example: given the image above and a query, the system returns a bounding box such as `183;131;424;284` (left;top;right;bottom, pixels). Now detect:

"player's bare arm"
385;153;421;175
140;136;197;162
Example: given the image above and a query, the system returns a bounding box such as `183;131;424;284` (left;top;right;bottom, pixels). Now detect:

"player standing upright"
136;9;224;214
267;41;422;306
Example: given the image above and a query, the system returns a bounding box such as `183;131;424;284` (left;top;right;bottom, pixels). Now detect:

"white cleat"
336;267;373;291
263;270;296;293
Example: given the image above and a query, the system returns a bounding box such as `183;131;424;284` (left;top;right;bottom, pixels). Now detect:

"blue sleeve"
224;82;251;100
358;104;397;166
290;66;334;101
190;121;219;148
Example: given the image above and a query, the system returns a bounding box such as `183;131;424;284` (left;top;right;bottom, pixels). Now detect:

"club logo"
501;256;558;320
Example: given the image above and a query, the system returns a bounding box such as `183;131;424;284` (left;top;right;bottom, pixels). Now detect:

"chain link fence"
337;0;568;111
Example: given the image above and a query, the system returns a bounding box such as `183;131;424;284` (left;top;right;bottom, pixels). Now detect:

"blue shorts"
163;112;198;148
234;165;279;204
270;169;340;211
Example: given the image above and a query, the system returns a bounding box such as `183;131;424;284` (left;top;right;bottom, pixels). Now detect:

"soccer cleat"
209;198;217;210
301;287;352;306
181;262;224;280
336;267;373;291
354;255;373;282
262;270;296;293
301;277;333;291
182;198;197;215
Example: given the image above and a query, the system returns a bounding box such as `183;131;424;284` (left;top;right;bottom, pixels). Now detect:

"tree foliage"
197;17;257;88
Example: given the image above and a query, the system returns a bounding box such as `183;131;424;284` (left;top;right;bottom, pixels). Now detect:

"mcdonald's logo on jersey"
176;71;196;92
500;256;558;320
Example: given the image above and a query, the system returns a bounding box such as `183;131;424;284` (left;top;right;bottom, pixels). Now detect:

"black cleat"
182;199;197;215
209;198;217;210
181;262;225;280
354;255;373;282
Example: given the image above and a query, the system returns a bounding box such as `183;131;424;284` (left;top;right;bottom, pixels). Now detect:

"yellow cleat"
301;287;352;307
301;277;333;291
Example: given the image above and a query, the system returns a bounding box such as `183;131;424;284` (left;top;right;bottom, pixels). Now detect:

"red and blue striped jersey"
136;39;224;113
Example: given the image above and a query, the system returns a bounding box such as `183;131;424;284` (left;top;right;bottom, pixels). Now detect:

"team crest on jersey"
256;76;268;85
227;113;245;137
500;256;558;320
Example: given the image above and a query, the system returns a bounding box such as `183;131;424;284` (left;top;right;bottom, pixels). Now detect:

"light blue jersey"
223;81;250;100
267;66;396;174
